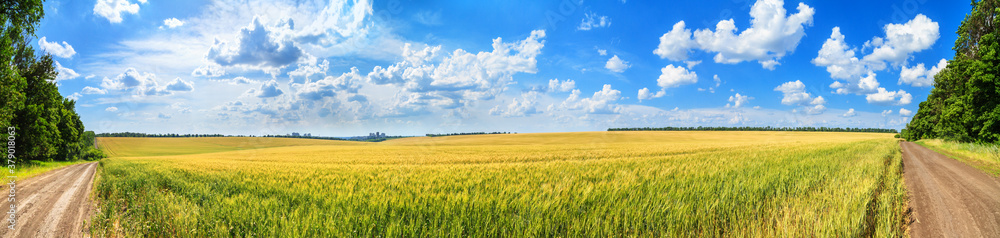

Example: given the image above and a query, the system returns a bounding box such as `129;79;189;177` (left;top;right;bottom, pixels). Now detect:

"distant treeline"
608;126;898;133
97;132;236;137
96;132;409;142
426;132;514;137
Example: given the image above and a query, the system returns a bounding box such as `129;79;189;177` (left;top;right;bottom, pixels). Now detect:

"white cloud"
214;76;259;85
165;78;195;92
191;64;225;77
866;88;912;105
653;21;695;61
813;15;940;106
207;16;305;70
249;80;284;98
578;12;610;31
163;18;185;28
899;108;913;116
657;64;698;89
93;0;140;23
82;86;107;95
605;55;630;73
54;61;80;81
842;108;857;117
288;59;330;84
38;37;76;58
690;0;815;69
490;92;540;117
812;27;865;80
774;80;826;114
101;68;184;96
297;67;362;101
727;93;751;108
66;92;82;101
548;78;575;92
882;109;893;117
862;14;940;69
899;58;947;87
105;107;118;112
560;84;622;114
366;30;546;114
596;48;607;56
637;87;665;102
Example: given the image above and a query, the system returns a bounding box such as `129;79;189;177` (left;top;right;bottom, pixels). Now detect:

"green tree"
905;0;1000;143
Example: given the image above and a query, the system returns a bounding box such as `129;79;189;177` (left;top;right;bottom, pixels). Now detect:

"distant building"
291;132;300;137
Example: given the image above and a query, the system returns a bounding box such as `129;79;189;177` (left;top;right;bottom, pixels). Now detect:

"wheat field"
90;131;907;237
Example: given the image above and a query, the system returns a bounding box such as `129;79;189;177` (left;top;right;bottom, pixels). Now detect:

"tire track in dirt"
902;142;1000;237
0;162;98;238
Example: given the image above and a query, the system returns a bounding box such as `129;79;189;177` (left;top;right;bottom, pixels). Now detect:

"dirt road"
0;162;98;238
901;142;1000;237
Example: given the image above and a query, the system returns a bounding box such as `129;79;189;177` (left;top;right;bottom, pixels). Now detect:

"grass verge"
915;139;1000;177
15;160;95;180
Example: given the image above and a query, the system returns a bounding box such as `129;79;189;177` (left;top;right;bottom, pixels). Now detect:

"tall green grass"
89;133;907;237
916;139;1000;176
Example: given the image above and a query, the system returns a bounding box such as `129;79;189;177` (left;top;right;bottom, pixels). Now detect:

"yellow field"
91;132;907;237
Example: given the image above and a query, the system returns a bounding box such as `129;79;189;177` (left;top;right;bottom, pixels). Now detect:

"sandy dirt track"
0;162;98;238
902;142;1000;237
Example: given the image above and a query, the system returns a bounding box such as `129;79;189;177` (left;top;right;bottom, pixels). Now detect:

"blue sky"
35;0;969;136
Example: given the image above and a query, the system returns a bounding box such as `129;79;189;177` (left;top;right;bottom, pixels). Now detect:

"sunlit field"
91;132;907;237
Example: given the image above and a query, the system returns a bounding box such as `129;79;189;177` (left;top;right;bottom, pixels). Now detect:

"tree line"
609;126;898;133
902;0;999;143
426;132;515;137
1;0;104;162
97;132;411;142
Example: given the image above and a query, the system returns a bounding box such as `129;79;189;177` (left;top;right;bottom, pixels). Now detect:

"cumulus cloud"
899;108;913;116
882;109;893;117
548;78;575;92
101;68;189;96
774;80;825;114
207;16;304;70
165;78;195;92
652;0;814;70
54;61;80;81
862;14;940;69
38;37;76;58
657;64;698;88
899;59;947;87
162;18;185;29
812;27;866;80
866;88;912;105
561;84;622;114
93;0;140;23
214;76;259;85
605;55;631;73
843;108;857;117
82;86;107;94
105;107;118;112
490;92;540;117
366;30;546;114
578;12;610;31
191;64;225;77
249;80;284;98
637;87;665;102
727;93;751;108
639;64;697;101
812;15;940;105
654;21;696;61
297;67;362;101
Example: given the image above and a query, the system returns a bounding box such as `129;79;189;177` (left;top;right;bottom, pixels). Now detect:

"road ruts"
0;162;98;238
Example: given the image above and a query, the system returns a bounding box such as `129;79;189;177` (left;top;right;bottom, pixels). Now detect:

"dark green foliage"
904;0;1000;143
2;0;95;162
